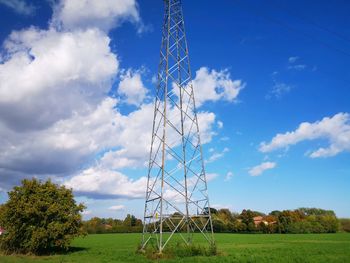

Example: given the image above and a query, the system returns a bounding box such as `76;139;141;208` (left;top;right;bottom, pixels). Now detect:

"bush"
0;179;85;255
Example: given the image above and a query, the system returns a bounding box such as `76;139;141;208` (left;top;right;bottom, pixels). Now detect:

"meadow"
0;233;349;263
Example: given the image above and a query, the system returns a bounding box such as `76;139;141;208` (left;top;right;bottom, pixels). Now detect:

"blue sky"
0;0;349;219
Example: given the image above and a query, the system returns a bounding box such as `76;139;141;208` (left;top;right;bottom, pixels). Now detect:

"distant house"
253;216;268;226
104;224;112;230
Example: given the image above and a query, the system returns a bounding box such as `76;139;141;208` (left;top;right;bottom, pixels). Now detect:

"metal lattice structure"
141;0;214;253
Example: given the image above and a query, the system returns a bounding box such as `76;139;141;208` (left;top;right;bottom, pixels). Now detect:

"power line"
233;0;350;58
267;0;350;44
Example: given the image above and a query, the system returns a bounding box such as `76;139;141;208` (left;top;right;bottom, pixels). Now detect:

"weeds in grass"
138;241;218;259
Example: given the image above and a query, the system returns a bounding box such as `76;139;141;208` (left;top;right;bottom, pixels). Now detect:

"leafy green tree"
269;210;281;217
123;214;138;232
203;207;218;215
317;214;339;233
212;218;227;232
84;217;105;234
297;208;336;217
232;220;247;232
217;209;236;224
239;209;264;225
277;210;303;233
257;222;269;233
81;207;341;235
247;222;257;232
0;179;85;255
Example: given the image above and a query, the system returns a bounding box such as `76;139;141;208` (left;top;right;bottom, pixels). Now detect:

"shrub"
0;179;85;255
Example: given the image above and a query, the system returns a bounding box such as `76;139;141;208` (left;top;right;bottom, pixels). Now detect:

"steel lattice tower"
141;0;214;253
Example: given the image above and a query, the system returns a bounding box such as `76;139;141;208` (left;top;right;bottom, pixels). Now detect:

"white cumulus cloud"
249;162;276;176
260;113;350;158
117;69;148;106
53;0;140;31
288;56;299;63
217;121;223;129
0;0;238;199
82;210;92;215
108;205;125;211
206;147;229;164
100;102;217;170
192;67;245;106
64;167;147;199
0;0;138;190
287;56;306;71
0;27;118;131
0;0;36;16
224;171;233;181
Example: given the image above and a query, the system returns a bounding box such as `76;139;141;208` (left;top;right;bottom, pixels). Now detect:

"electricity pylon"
141;0;214;253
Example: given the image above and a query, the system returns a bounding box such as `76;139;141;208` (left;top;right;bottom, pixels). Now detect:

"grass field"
0;233;349;262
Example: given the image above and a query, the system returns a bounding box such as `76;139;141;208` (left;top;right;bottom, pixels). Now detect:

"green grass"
1;233;350;262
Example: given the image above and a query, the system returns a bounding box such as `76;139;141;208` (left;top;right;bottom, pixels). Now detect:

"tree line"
210;208;340;234
83;207;350;234
82;215;143;234
1;179;348;256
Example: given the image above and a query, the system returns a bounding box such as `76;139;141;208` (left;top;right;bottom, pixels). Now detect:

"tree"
217;209;235;224
79;207;341;235
269;210;281;217
297;208;336;217
232;220;247;232
203;207;218;215
212;218;227;232
239;209;264;225
339;219;350;232
0;179;85;255
277;210;302;233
